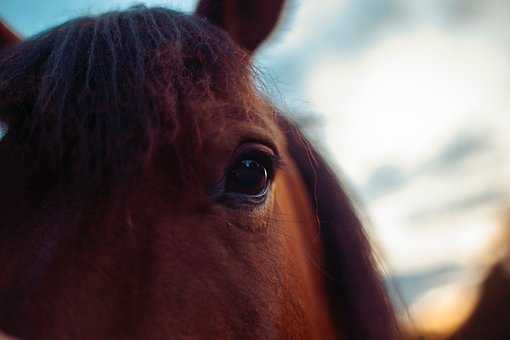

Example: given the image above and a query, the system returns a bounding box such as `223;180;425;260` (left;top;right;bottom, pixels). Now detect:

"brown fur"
0;2;398;339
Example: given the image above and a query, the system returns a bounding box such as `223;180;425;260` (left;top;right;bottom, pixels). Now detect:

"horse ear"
194;0;286;53
0;19;21;49
278;116;399;340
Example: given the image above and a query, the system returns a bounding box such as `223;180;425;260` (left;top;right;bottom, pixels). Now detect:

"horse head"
0;2;398;339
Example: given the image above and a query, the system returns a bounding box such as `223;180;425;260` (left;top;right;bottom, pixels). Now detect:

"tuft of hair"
0;6;259;196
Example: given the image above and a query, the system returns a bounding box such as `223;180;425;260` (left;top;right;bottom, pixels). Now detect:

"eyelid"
231;142;276;158
237;138;280;157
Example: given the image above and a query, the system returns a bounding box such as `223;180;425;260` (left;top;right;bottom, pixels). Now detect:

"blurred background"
2;0;510;335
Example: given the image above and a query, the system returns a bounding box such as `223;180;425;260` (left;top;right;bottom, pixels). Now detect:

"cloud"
387;262;466;309
406;189;506;223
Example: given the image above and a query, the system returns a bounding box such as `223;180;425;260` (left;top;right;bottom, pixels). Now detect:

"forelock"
0;6;259;195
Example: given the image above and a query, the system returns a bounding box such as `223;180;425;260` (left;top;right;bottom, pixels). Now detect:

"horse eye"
226;159;269;196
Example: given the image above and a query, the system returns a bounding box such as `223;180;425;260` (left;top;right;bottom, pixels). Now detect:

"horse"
412;223;510;340
0;1;399;339
448;262;510;340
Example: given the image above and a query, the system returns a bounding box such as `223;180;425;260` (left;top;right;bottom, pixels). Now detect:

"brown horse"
420;223;510;340
0;1;398;339
448;262;510;340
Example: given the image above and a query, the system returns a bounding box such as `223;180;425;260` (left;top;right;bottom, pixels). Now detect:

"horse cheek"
271;157;340;340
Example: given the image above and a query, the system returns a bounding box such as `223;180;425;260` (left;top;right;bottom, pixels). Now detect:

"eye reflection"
226;159;269;196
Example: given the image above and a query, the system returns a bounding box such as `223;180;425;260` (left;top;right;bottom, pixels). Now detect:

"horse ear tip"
0;20;22;48
194;0;286;54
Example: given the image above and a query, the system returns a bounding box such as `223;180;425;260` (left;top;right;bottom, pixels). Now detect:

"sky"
2;0;510;329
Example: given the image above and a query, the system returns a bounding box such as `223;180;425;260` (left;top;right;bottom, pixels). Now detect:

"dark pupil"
227;159;268;195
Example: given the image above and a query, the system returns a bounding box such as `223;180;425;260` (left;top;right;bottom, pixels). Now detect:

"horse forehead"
204;118;282;148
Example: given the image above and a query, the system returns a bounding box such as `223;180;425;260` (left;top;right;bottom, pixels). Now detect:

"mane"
280;117;400;339
0;6;260;196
